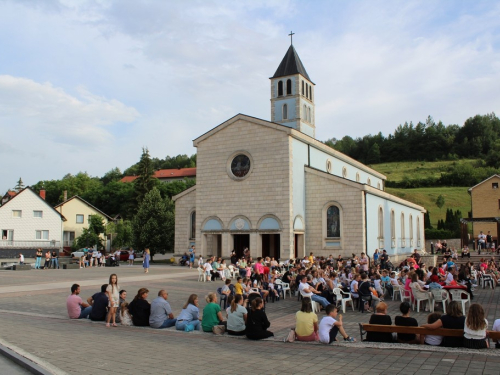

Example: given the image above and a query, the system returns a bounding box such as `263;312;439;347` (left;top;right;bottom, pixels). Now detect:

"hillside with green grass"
368;160;474;228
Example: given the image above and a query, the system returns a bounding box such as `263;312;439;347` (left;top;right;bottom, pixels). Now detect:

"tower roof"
271;45;312;82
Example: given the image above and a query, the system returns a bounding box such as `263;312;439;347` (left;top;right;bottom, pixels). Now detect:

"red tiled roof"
7;191;17;197
120;168;197;183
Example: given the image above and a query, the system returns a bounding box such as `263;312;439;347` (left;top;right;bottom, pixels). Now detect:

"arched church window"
190;211;196;240
309;85;312;100
302;80;304;95
377;182;381;189
306;83;309;99
356;172;360;182
326;205;340;238
378;207;384;244
308;107;312;122
342;167;347;178
416;216;421;245
283;104;288;120
286;79;292;95
390;210;395;246
409;214;413;245
278;81;283;97
401;213;406;246
367;178;371;186
303;105;307;121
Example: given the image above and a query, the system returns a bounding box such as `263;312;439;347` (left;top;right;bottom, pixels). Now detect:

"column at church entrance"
261;234;280;260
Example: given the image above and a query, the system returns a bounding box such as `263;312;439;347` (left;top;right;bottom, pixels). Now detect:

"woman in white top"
106;274;120;327
464;303;488;349
128;250;134;266
226;295;248;336
350;274;360;299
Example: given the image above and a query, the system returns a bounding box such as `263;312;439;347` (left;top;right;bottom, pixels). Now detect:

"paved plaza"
1;264;500;374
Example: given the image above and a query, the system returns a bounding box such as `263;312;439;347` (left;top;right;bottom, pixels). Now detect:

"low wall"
424;238;461;252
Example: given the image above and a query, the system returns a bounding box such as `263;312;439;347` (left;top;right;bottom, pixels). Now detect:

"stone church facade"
173;45;426;261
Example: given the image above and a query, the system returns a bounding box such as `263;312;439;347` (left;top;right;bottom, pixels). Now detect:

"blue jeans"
52;258;59;269
35;257;42;269
157;318;177;328
79;306;92;319
311;294;330;307
175;320;200;331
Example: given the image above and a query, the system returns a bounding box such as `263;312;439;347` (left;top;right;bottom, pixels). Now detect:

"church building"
173;43;426;262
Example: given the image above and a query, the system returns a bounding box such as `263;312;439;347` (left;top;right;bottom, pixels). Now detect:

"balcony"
0;240;61;249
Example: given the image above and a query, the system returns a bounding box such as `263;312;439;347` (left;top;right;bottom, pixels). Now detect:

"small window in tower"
308;107;311;122
283;104;288;120
278;81;283;97
302;81;304;95
309;85;312;100
493;182;498;189
286;79;292;95
303;105;307;121
306;83;309;99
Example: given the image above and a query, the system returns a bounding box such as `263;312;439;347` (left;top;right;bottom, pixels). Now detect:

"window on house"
493;183;498;189
190;211;196;240
33;210;43;218
76;214;84;224
326;205;341;238
306;83;309;99
283;104;288;120
35;230;49;240
12;210;22;218
286;79;292;95
2;230;14;240
278;81;283;96
302;80;304;95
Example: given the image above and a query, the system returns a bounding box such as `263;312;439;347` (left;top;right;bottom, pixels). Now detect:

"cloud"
0;75;139;147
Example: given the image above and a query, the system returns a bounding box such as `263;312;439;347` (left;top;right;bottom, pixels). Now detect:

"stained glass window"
326;206;340;238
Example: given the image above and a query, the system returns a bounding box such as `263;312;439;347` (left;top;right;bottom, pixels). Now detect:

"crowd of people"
66;247;500;349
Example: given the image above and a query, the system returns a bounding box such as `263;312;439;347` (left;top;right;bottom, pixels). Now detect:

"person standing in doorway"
143;249;150;273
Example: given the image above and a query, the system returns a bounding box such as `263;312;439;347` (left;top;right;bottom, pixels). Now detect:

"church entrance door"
262;234;280;260
294;234;304;259
233;234;249;258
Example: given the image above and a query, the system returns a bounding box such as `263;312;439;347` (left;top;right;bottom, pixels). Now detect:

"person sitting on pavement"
87;284;109;322
366;302;393;343
226;294;248;336
120;302;133;326
201;292;225;333
128;288;151;326
245;297;273;340
176;294;201;331
318;304;356;344
421;301;465;347
67;284;92;319
394;302;419;344
149;289;177;329
294;297;319;342
298;276;330;309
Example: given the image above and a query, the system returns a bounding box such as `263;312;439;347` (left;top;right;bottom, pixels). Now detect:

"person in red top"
67;284;92;319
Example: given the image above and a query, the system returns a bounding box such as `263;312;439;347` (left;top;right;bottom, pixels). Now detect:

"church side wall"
196;119;292;258
304;170;365;257
308;146;383;189
174;189;196;254
365;193;425;261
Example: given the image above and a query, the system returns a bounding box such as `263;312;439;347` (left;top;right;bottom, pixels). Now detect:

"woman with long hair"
105;274;120;327
464;303;488;348
295;297;319;341
128;288;150;326
143;249;150;273
175;294;201;331
245;297;273;340
201;292;225;333
226;294;248;336
422;301;465;347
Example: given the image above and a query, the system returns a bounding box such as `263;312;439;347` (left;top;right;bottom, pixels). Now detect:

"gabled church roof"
271;45;313;82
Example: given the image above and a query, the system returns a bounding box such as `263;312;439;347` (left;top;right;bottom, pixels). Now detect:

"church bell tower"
270;36;315;138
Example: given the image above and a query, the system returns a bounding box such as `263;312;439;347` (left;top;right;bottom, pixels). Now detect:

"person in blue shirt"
176;294;200;331
380;270;393;298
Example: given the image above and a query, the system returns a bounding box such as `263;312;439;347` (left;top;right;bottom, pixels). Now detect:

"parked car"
118;249;143;261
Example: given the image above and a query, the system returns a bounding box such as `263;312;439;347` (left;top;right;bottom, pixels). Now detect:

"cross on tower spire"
288;31;295;45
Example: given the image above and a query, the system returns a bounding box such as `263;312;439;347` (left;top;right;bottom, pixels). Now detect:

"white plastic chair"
333;288;354;313
392;284;401;301
197;267;206;282
449;289;471;313
430;288;449;313
275;279;291;299
228;265;238;278
300;291;320;313
399;285;412;305
410;285;432;313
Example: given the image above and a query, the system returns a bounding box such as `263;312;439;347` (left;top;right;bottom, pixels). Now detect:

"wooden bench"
360;324;500;346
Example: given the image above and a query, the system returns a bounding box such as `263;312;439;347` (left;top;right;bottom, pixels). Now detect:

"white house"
0;187;65;254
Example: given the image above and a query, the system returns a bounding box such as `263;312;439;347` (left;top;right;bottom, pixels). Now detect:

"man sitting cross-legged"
67;284;92;319
298;276;330;308
87;284;109;321
149;289;177;328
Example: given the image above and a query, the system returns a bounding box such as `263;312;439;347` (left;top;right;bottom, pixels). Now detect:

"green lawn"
368;159;478;182
385;186;471;227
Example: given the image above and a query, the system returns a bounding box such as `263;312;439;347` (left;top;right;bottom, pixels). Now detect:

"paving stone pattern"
0;265;499;374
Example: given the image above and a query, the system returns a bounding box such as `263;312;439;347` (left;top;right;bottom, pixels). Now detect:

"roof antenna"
288;31;295;45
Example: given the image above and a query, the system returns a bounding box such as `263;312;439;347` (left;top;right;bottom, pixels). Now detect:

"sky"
1;0;499;193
